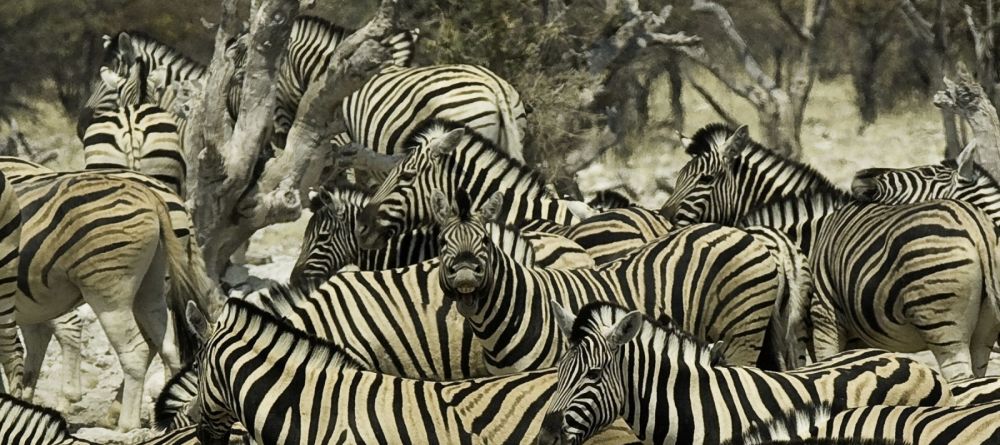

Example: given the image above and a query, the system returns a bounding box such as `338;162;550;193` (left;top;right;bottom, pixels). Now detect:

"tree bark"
182;0;397;278
934;65;1000;180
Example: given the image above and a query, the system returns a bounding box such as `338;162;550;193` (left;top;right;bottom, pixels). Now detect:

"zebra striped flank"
818;403;1000;444
950;377;1000;406
196;298;641;444
724;403;904;445
537;301;949;445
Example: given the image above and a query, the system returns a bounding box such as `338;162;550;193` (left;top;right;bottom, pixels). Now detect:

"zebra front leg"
809;288;845;361
19;321;55;402
51;311;83;408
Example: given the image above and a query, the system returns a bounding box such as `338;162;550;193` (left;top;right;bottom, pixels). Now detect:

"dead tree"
899;0;962;157
934;64;1000;180
182;0;396;279
672;0;831;159
965;2;1000;110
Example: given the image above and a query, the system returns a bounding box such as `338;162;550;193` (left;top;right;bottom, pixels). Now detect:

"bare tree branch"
687;76;739;126
899;0;935;43
934;64;1000;179
771;0;812;41
691;0;779;93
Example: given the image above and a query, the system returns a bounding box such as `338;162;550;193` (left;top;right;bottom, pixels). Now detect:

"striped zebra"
950;377;1000;405
586;190;633;211
0;168;222;430
535;301;951;445
0;169;21;396
78;31;205;140
82;58;187;196
849;142;1000;227
187;297;642;445
341;63;528;162
0;392;201;444
430;189;790;371
291;187;592;288
557;206;674;264
661;123;1000;380
226;16;419;147
358;121;591;249
730;401;1000;445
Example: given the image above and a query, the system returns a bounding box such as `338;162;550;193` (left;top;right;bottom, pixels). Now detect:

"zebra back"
724;403;902;445
0;392;96;444
561;206;674;264
359;120;581;249
539;301;950;445
586;189;633;211
341;64;527;160
82;103;186;197
950;377;1000;405
818;403;1000;444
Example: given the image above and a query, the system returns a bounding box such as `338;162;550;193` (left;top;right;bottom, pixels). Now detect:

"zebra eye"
698;174;715;184
585;368;602;380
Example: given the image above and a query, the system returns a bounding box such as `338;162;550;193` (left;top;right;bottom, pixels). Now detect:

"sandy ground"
18;79;1000;442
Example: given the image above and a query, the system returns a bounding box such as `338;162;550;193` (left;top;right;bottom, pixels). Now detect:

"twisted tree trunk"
934;65;1000;180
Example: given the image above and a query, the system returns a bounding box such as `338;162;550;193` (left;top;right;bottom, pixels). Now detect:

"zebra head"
537;301;643;445
79;32;139;139
659;124;750;226
851;141;977;204
291;188;364;290
433;188;502;318
357;125;467;249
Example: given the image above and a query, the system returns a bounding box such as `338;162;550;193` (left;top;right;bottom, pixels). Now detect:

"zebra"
186;297;642;445
0;391;202;444
535;301;951;445
78;31;206;140
556;206;674;264
849;142;1000;228
586;190;633;211
0;169;222;430
341;63;528;162
0;169;22;397
82;58;187;197
736;401;1000;444
358;121;591;249
430;188;792;371
660;123;1000;380
949;377;1000;405
226;17;420;147
724;404;900;445
290;186;593;288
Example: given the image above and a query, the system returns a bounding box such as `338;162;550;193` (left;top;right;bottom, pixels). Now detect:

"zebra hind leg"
970;300;1000;378
0;304;23;396
808;287;846;362
51;311;84;408
19;321;55;402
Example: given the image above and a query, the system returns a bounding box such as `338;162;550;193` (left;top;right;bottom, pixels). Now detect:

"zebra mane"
740;187;851;226
685;122;737;156
570;302;716;365
314;185;371;210
727;403;831;445
0;392;75;442
686;123;842;195
154;360;199;430
223;297;363;370
410;119;552;193
456;189;473;221
967;163;1000;188
294;15;350;36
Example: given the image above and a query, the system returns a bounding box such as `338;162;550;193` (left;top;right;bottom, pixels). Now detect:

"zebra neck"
450;145;577;226
739;189;850;257
730;148;840;223
956;172;1000;226
620;330;774;444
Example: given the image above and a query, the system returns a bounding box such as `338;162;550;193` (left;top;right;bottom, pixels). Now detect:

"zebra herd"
0;12;999;445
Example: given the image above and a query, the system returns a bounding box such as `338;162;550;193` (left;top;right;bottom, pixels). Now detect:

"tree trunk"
666;58;684;131
934;65;1000;180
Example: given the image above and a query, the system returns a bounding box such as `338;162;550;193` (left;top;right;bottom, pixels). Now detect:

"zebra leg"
51;312;83;407
969;299;1000;378
809;288;845;361
132;252;182;376
19;321;55;402
90;302;153;431
905;296;976;381
0;296;23;396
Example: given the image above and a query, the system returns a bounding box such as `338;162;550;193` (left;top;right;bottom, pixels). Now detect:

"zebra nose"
536;412;564;445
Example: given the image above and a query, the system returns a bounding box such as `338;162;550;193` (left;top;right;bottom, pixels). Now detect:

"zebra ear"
723;125;749;163
478;191;504;223
117;32;137;63
606;311;643;348
429;128;465;159
185;301;210;343
550;300;576;338
100;67;120;90
431;189;455;224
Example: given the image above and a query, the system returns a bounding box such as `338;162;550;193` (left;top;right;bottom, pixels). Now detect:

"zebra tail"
151;192;220;364
490;79;525;163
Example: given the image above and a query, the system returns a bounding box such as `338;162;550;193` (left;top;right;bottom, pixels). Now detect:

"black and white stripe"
192;297;641;445
358;121;589;249
535;301;951;445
